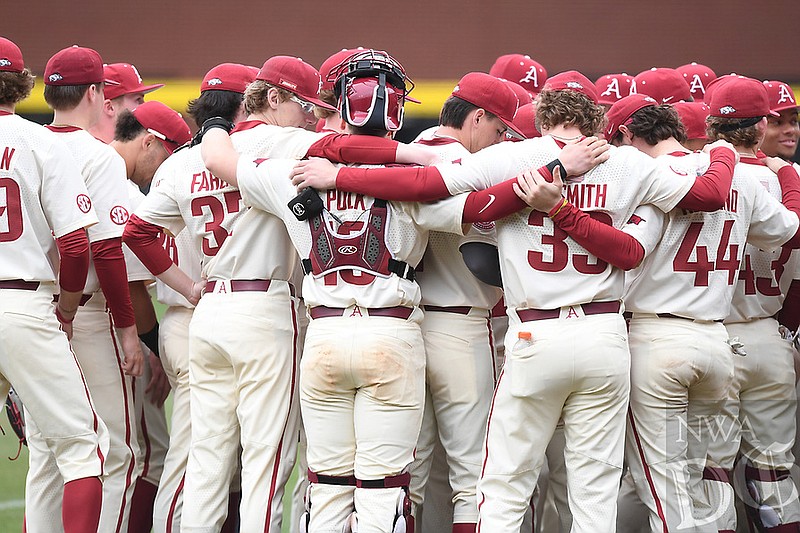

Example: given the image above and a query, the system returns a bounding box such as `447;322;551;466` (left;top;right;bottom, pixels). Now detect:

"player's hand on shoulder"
763;156;792;174
513;165;565;213
558;136;610;176
290;157;339;191
703;139;740;165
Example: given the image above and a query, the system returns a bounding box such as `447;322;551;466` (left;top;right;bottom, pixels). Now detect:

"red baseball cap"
103;63;164;100
604;94;659;141
763;80;799;113
500;78;534;107
542;70;599;104
132;101;191;154
489;53;548;95
511;102;540;140
673;101;711;141
595;74;634;106
708;76;777;119
676;62;716;102
201;63;257;94
44;46;106;86
632;67;691;104
451;72;523;138
257;56;336;111
0;37;24;73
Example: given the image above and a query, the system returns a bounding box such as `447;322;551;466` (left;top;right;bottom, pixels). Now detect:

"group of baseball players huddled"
1;32;800;533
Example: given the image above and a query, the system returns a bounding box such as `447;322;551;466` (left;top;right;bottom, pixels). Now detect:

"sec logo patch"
110;205;129;225
76;194;92;213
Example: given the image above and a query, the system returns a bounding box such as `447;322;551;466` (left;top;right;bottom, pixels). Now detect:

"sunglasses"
289;95;315;115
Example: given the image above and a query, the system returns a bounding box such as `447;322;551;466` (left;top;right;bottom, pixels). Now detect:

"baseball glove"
4;388;26;460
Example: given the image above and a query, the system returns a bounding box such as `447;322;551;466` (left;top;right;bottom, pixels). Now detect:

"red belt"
423;305;472;315
0;280;40;291
53;293;93;306
517;301;621;322
309;306;413;320
205;279;295;296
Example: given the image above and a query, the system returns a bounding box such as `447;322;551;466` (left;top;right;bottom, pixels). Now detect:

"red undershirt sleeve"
549;202;645;271
776;165;800;248
122;215;174;276
56;228;90;293
676;147;737;211
306;134;400;164
462;179;528;223
91;237;136;328
336;166;450;201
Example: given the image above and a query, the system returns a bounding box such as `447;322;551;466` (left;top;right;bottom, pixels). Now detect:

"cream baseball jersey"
155;229;201;308
0;113;98;281
46;127;130;293
235;157;467;309
624;152;798;321
727;158;800;323
413;129;502;308
435;139;697;310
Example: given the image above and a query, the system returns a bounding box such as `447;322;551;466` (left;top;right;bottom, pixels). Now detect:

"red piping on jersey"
137;387;152;480
476;369;505;533
67;331;105;473
486;317;497;385
739;156;766;166
123;215;174;276
667;151;690;157
165;474;185;533
628;409;670;533
56;229;90;293
416;136;460;146
45;124;82;133
107;311;138;533
93;237;136;328
230;119;267;133
0;110;12;117
676;146;737;211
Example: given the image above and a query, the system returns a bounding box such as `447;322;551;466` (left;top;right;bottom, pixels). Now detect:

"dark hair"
627;105;687;145
43;83;92;111
536;89;605;136
706;116;760;147
186;89;243;127
439;96;480;128
113;110;145;142
0;69;35;106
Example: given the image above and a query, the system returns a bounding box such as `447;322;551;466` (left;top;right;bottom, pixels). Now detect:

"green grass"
0;424;27;533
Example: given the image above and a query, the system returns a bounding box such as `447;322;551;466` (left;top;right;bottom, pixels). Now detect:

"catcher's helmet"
328;50;414;132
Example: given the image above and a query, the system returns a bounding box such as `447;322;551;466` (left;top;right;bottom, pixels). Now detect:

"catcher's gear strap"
303;199;415;282
307;470;357;486
356;472;411;489
746;465;792;483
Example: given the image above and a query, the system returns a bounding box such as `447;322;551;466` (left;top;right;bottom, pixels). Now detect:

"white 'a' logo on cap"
519;65;539;87
601;78;621;99
49;73;63;82
720;105;736;115
778;84;796;104
689;74;705;95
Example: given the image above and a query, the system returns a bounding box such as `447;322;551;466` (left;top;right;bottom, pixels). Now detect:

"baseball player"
489;53;548;98
24;45;145;533
289;70;744;532
89;62;165;143
110;100;192;533
676;62;717;103
672;101;713;151
0;36;107;533
407;72;515;533
198;48;577;533
706;79;800;531
595;73;635;110
604;88;800;532
632;67;692;104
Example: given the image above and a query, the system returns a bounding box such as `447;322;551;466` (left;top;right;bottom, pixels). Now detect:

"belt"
309;305;413;320
0;280;40;291
656;313;723;323
205;279;295;296
423;305;472;315
53;293;93;306
517;301;621;322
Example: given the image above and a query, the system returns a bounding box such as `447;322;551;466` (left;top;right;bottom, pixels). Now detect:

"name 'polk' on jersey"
235;157;468;310
0;114;98;282
412;128;502;309
727;158;800;323
436;138;696;310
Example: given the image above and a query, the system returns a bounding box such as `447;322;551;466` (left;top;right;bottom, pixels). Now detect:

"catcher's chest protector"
303;199;414;281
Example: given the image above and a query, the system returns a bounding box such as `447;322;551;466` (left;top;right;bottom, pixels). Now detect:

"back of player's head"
188;63;256;126
0;36;34;106
115;101;191;154
537;71;604;136
627;105;687;145
43;45;105;111
706;76;774;147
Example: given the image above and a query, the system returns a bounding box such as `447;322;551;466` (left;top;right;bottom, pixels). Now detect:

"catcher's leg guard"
302;470;357;533
355;473;414;533
744;464;795;531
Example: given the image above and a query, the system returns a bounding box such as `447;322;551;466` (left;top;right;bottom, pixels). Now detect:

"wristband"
545;158;566;178
138;322;160;358
55;305;75;324
548;198;569;218
191;116;235;147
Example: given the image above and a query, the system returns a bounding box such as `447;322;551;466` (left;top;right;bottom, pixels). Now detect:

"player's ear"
267;87;281;110
103;98;115;117
141;132;157;151
473;108;485;126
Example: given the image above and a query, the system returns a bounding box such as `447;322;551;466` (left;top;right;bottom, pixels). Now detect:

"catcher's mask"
329;50;414;132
